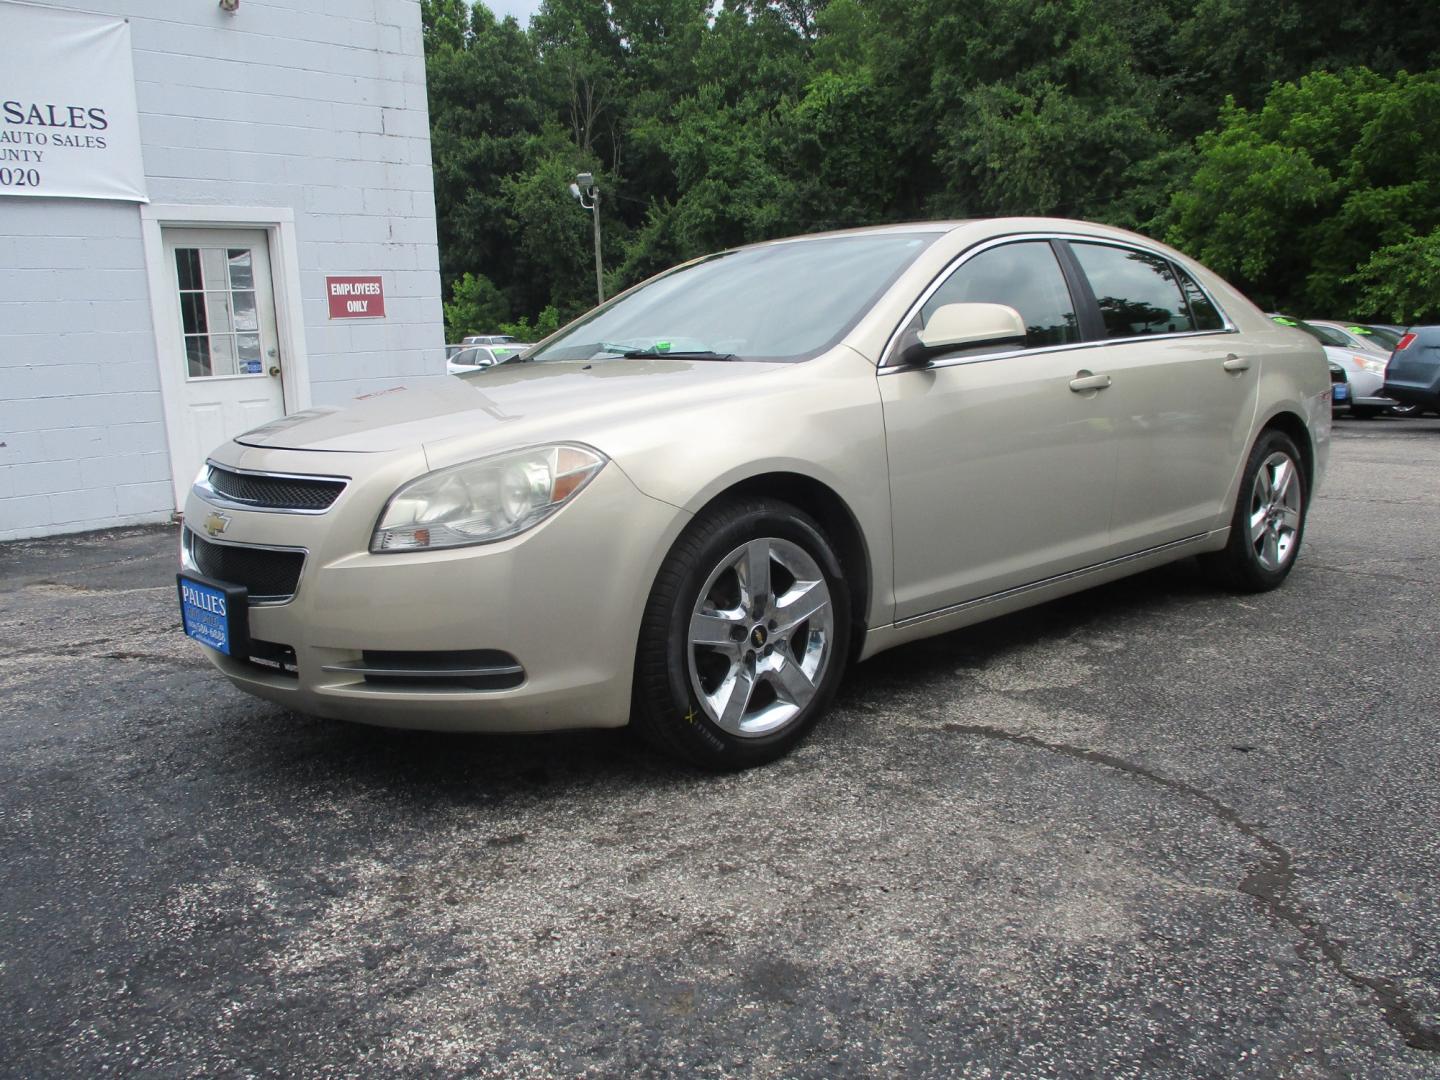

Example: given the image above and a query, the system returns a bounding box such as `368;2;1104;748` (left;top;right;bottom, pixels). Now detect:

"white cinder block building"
0;0;445;540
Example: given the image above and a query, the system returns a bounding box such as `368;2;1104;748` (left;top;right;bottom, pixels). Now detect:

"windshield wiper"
620;349;737;361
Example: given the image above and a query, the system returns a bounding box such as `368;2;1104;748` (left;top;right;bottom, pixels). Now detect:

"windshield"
1277;317;1350;347
1351;324;1401;349
522;232;941;363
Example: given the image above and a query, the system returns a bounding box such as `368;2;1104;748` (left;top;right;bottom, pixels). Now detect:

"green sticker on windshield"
655;341;671;353
1272;316;1298;326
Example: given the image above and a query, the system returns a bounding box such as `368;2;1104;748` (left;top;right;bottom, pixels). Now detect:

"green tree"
1348;227;1440;323
1163;68;1440;316
421;1;1440;329
424;0;545;290
443;272;511;341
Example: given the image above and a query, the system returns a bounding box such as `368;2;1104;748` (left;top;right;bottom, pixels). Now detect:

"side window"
921;241;1079;351
1070;242;1195;338
1175;266;1224;331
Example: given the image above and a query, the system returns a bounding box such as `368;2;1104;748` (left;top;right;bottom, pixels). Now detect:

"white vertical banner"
0;0;147;202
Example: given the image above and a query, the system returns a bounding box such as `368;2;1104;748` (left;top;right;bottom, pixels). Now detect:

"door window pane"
201;248;227;288
232;291;258;332
923;241;1078;350
180;291;208;335
227;249;254;290
209;333;239;376
175;248;202;291
185;336;212;377
173;243;265;379
236;334;263;374
1071;243;1195;338
205;292;234;336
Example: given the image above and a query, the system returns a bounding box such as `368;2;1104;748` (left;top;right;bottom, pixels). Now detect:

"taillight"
1395;333;1416;351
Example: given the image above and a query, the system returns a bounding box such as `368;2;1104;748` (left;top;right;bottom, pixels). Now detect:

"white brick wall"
0;0;443;540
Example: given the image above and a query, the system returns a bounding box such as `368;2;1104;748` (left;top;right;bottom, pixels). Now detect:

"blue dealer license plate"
178;575;247;656
1333;383;1349;402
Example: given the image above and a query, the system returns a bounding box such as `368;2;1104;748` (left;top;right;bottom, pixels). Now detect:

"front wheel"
632;497;851;769
1201;430;1308;592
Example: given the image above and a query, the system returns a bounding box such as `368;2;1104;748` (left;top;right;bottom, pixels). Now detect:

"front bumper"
181;448;686;732
1343;367;1396;408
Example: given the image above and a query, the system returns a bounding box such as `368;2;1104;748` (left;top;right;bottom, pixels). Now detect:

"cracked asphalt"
2;416;1438;1078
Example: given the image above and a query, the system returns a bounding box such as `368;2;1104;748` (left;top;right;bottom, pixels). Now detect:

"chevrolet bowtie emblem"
203;511;231;537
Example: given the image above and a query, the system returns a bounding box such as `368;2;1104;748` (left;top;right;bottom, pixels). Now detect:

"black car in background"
1383;327;1440;416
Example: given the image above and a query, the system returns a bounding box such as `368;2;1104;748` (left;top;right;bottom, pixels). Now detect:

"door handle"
1221;354;1251;372
1069;371;1112;392
268;365;281;377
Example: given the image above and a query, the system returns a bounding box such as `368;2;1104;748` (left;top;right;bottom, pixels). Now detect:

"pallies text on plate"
181;583;226;616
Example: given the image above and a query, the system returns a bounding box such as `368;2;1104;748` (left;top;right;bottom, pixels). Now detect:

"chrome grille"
203;463;345;512
185;530;305;602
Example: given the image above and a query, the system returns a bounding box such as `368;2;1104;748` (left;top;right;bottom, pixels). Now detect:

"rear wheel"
1388;402;1421;418
632;497;850;769
1201;430;1308;592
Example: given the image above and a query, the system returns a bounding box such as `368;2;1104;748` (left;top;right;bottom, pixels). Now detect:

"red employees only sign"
326;276;386;319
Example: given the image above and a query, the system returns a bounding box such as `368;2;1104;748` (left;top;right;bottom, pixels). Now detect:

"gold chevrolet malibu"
179;219;1330;768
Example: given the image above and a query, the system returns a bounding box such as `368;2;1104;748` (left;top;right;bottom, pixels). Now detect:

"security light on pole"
569;173;604;306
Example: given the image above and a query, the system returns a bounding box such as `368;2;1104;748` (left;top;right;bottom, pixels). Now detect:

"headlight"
1352;354;1386;375
371;444;606;552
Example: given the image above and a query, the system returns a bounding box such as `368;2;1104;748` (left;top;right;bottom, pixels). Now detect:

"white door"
161;227;285;500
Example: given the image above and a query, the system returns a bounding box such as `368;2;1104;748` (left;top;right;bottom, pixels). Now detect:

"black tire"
1387;402;1421;418
631;497;851;770
1201;429;1308;592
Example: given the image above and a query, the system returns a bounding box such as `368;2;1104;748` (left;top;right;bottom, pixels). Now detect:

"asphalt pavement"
2;416;1438;1078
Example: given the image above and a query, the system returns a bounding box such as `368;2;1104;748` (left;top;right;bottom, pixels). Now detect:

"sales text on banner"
0;0;148;202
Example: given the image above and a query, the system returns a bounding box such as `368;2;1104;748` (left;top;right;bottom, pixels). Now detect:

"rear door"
1060;240;1258;551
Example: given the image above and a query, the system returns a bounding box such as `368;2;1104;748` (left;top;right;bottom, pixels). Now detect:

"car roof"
737;217;1200;263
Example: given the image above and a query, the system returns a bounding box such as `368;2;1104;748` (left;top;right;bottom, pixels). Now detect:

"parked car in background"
1328;360;1351;411
1271;315;1396;417
1339;323;1429;416
179;219;1330;769
1309;320;1399;355
446;343;529;375
462;334;517;346
1344;323;1405;351
1383;327;1440;415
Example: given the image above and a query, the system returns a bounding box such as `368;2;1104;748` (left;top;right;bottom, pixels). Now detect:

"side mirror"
901;302;1027;365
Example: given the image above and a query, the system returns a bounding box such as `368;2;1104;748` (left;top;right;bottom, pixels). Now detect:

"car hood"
234;359;787;457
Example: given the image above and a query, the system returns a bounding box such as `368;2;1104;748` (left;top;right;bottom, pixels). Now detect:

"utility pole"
570;172;605;306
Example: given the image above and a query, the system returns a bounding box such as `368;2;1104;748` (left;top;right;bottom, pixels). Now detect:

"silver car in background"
446;343;530;376
179;219;1330;769
1273;316;1396;418
1309;321;1423;416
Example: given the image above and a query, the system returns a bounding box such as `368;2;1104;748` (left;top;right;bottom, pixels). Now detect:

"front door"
161;227;285;502
882;239;1117;622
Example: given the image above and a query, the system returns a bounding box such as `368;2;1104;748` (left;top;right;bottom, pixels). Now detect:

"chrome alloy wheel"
1249;451;1303;572
686;537;835;738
